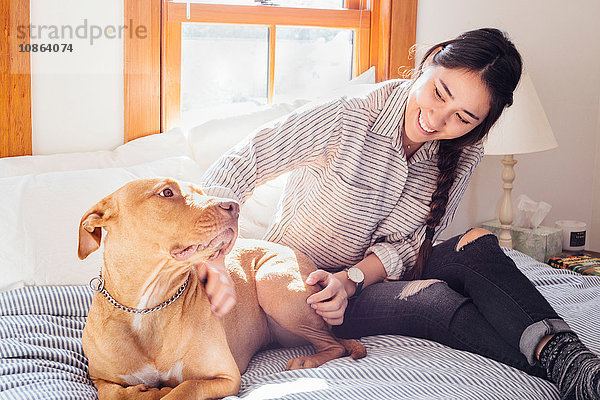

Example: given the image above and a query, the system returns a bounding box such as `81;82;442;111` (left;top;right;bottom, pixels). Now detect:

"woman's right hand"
305;270;349;325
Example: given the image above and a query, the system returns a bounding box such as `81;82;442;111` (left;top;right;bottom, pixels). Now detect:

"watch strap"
351;279;364;299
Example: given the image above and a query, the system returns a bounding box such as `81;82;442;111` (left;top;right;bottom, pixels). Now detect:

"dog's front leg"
94;379;173;399
162;377;240;400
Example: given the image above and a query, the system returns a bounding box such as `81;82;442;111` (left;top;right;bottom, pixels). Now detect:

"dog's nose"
218;201;239;217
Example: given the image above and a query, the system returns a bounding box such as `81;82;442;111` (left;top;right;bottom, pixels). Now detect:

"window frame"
1;0;32;157
124;0;417;141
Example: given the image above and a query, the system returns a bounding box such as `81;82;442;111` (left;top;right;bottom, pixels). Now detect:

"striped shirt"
201;80;484;279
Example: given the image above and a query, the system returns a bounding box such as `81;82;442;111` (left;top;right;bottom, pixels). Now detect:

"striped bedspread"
1;249;599;400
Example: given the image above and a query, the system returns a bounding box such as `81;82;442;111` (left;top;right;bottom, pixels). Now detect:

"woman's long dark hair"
406;28;522;280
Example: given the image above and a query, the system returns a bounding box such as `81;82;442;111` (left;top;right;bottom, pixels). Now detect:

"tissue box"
481;220;562;263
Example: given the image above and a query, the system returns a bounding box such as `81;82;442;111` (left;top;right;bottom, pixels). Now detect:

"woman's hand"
196;263;237;317
305;270;349;325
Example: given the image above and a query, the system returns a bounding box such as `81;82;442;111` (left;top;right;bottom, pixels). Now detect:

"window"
164;0;373;129
123;0;417;141
273;26;354;103
181;24;270;113
179;23;356;123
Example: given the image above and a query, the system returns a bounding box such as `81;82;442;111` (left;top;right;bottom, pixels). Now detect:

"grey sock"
539;332;600;400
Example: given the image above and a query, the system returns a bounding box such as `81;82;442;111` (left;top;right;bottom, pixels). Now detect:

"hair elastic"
425;227;435;241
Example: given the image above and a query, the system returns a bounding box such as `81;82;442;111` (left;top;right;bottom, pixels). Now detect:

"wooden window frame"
124;0;417;142
1;0;32;158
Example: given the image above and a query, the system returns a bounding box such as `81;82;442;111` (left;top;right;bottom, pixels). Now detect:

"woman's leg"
332;279;547;377
423;228;571;363
424;229;600;399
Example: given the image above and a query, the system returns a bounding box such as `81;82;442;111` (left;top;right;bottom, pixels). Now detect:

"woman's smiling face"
404;65;491;145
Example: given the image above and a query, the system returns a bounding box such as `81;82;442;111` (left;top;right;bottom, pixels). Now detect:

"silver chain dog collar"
89;273;190;315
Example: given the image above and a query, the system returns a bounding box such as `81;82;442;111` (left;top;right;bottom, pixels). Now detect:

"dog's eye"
159;188;174;198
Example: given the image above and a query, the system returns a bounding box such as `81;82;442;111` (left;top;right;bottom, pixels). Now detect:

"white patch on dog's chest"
132;289;157;331
120;361;183;387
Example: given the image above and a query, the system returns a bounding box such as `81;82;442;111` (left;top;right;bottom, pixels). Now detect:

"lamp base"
498;154;517;249
499;224;513;248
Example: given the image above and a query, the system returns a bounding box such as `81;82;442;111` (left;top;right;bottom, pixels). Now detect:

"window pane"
180;23;268;122
273;27;353;102
181;0;345;9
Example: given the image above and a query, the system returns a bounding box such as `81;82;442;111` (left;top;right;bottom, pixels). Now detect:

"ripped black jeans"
332;231;572;378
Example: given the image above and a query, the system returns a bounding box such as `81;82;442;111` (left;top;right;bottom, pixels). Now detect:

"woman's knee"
397;279;445;300
456;228;494;251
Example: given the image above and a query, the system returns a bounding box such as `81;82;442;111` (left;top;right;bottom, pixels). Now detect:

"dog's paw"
127;384;150;392
125;384;172;399
286;355;321;370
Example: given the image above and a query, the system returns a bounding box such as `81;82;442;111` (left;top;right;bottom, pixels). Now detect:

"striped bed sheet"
1;249;599;400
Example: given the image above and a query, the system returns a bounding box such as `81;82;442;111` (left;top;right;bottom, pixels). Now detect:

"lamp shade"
483;73;558;155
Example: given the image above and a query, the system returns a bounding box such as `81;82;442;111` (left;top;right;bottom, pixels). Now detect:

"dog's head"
78;178;239;270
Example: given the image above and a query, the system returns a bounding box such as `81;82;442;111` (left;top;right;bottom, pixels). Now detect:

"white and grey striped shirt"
201;80;484;279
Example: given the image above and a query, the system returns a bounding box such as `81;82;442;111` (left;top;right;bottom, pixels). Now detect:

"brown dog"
78;178;366;399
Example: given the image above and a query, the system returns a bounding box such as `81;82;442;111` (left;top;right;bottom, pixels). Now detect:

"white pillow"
188;100;310;172
0;156;205;291
238;174;288;240
348;66;375;85
0;127;192;179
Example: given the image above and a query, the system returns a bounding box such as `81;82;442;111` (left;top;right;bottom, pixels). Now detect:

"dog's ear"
78;196;117;260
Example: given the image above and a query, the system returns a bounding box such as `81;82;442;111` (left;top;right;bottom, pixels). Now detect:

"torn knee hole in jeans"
455;229;495;252
396;279;444;300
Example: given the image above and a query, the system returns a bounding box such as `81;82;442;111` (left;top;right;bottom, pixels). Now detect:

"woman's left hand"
196;262;237;317
305;270;348;325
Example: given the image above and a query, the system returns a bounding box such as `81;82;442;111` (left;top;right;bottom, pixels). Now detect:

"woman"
198;28;600;399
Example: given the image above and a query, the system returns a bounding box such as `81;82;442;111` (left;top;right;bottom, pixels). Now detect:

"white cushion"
0;127;192;179
0;156;204;291
346;66;375;85
238;174;288;240
188;100;309;172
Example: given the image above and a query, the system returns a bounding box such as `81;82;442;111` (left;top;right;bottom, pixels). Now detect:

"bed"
1;80;599;399
1;250;600;399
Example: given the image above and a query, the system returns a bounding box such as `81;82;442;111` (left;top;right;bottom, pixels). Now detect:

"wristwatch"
345;267;365;299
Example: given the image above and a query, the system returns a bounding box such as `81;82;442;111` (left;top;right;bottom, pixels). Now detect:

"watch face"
348;267;364;283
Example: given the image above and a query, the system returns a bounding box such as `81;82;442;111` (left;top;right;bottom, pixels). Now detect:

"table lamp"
483;73;558;248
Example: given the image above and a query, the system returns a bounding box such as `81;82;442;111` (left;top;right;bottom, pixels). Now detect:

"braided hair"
406;28;522;280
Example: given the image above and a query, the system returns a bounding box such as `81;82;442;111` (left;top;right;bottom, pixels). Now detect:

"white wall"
416;0;600;251
29;0;600;250
30;0;123;155
592;98;600;251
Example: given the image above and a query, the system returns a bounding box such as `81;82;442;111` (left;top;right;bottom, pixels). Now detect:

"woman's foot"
539;332;600;399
